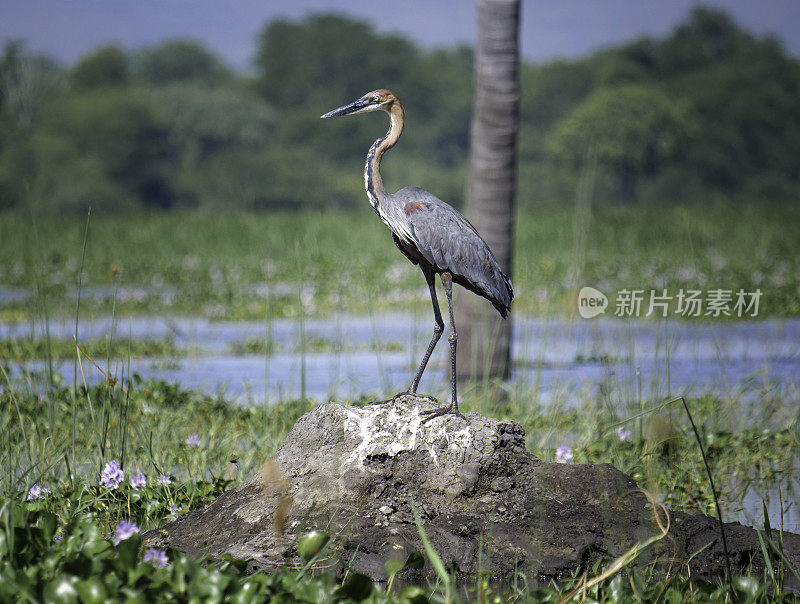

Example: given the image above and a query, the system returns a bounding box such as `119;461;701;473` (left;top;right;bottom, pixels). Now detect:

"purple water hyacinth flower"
555;445;573;463
144;547;169;568
130;473;147;488
112;521;139;544
26;484;52;500
617;427;633;442
100;460;124;489
156;473;172;486
185;433;201;446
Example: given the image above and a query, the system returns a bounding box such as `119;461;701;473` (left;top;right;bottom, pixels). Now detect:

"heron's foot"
365;396;395;406
389;391;439;405
421;403;463;423
366;391;439;406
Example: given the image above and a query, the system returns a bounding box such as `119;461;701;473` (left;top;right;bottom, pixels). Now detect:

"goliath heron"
321;89;513;418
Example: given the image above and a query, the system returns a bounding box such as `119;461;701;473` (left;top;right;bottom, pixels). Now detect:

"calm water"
3;313;798;532
3;313;798;405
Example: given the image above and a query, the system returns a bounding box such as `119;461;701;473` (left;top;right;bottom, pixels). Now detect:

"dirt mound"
145;395;800;586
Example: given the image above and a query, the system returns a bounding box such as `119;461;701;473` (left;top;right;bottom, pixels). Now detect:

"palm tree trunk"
456;0;520;383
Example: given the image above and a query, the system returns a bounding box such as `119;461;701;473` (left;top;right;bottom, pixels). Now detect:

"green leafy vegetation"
1;202;798;321
0;336;182;361
1;374;798;601
5;490;799;602
226;335;402;356
1;8;799;213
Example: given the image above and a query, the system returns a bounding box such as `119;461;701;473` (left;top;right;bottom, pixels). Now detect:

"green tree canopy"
551;85;691;200
148;84;275;207
255;14;418;110
659;7;770;74
253;13;473;206
70;44;129;89
2;7;800;213
135;40;231;86
30;90;173;212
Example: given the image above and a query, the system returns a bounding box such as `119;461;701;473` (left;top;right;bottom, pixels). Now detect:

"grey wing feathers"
395;187;514;317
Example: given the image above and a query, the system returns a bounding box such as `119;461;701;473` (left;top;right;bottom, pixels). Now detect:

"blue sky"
2;0;799;68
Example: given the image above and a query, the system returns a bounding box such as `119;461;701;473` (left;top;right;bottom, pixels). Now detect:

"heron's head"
320;89;398;119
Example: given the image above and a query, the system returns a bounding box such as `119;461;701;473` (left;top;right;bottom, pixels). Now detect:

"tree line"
1;7;798;214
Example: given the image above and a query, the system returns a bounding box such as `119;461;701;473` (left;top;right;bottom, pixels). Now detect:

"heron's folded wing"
398;187;510;307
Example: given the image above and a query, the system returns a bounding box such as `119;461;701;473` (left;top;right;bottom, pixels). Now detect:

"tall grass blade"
1;364;33;480
264;292;272;407
26;209;55;394
368;302;389;397
76;346;103;464
120;320;133;468
409;495;452;602
72;208;91;465
756;525;777;587
760;530;800;588
678;395;732;583
298;285;306;402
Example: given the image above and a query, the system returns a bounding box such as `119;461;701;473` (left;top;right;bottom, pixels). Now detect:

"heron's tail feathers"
491;272;514;319
458;268;513;319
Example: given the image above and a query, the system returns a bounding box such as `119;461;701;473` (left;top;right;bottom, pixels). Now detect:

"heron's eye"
371;95;381;103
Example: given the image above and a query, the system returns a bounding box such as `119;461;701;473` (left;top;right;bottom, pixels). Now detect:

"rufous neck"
364;102;404;208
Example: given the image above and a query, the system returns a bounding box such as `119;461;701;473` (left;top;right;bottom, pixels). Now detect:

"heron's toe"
365;398;393;406
420;404;462;423
393;391;438;405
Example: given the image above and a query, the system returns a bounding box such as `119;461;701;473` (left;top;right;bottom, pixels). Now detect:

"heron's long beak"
320;98;372;119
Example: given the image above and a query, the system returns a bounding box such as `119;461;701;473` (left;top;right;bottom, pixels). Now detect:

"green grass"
227;334;404;356
0;333;404;361
0;336;183;361
7;500;796;604
2;203;799;599
1;376;799;601
4;374;795;521
1;202;798;321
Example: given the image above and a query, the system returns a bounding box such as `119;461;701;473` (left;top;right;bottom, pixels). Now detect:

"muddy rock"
145;395;800;586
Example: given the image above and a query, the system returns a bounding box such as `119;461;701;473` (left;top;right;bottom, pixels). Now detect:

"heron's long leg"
409;269;444;393
442;272;458;409
422;271;461;420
